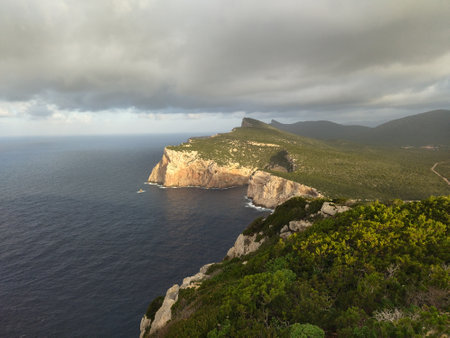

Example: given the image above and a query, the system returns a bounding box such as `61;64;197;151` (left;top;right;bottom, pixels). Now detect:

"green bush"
145;295;164;321
290;323;325;338
160;196;449;337
242;216;265;236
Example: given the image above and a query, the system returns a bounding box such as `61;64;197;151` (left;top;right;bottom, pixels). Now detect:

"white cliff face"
247;171;322;209
226;233;265;259
144;263;214;336
149;284;180;334
148;148;253;188
139;316;152;338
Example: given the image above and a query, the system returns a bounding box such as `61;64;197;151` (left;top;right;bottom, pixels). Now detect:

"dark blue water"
0;135;267;337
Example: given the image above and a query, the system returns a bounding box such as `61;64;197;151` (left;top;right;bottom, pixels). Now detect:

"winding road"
431;162;450;185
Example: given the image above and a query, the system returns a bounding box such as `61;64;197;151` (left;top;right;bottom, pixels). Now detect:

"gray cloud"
0;0;449;119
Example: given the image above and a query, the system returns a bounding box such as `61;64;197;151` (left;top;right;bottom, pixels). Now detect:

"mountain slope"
270;119;371;141
271;109;450;146
373;109;450;146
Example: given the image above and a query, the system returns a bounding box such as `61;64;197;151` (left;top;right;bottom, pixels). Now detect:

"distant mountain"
241;117;278;130
270;109;450;146
270;120;371;141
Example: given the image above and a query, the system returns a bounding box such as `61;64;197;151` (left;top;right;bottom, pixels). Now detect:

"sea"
0;134;269;337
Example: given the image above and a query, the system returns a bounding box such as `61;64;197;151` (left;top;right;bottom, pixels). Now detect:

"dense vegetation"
149;196;449;337
169;119;449;200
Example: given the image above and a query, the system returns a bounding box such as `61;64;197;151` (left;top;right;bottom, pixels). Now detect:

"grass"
167;123;450;200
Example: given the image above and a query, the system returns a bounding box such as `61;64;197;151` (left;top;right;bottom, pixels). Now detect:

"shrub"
290;323;325;338
145;295;164;321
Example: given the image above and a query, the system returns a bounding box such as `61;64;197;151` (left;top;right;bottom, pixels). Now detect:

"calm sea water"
0;135;267;337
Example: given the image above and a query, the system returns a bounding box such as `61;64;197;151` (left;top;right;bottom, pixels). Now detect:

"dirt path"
431;162;450;185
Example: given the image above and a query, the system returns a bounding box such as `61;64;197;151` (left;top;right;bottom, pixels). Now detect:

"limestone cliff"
140;263;214;337
247;171;322;209
148;148;323;208
226;233;265;259
148;148;253;188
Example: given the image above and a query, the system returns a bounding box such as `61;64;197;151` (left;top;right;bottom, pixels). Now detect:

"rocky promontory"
148;149;322;209
148;148;253;188
247;171;322;209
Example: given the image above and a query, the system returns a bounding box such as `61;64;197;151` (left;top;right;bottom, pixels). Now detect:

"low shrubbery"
146;296;164;321
147;196;449;337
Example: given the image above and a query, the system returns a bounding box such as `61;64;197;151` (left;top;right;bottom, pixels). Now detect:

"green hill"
170;119;449;200
270;119;371;142
271;109;450;146
146;196;450;337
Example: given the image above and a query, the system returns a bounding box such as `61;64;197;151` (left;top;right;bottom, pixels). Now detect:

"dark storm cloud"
0;0;449;117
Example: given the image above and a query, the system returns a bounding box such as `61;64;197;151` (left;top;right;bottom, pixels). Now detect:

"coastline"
139;194;353;337
140;145;328;337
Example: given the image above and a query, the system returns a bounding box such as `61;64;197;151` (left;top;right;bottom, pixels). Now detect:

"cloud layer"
1;0;449;119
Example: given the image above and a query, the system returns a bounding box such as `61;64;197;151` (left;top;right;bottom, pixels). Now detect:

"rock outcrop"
247;171;322;209
149;284;180;334
148;148;253;188
226;233;265;259
280;220;313;239
180;263;214;289
139;316;152;338
141;263;214;337
320;202;351;216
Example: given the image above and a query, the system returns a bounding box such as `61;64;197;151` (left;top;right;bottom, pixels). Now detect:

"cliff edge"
247;171;322;209
148;148;322;208
148;148;253;188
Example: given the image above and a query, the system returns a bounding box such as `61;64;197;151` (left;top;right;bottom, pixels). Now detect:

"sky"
0;0;449;136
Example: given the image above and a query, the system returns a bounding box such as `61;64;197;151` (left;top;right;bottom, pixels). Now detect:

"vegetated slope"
271;109;450;146
270;119;371;142
169;118;450;200
148;196;450;337
373;109;450;146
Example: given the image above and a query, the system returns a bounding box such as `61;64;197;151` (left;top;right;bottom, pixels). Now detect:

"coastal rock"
148;148;253;188
247;171;322;209
146;263;214;336
150;284;179;334
320;202;350;216
139;316;152;338
181;263;214;289
226;233;265;259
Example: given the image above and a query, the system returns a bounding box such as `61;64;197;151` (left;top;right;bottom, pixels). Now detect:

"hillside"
143;196;450;337
271;109;450;146
270;120;371;142
167;118;449;200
